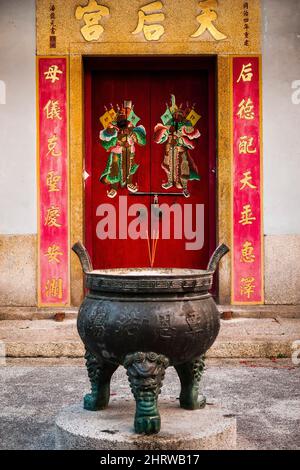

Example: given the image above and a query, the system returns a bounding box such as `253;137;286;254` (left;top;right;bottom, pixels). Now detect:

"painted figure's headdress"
160;94;201;128
99;100;141;129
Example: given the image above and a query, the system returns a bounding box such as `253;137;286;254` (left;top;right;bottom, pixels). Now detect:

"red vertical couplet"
37;57;69;306
232;56;263;304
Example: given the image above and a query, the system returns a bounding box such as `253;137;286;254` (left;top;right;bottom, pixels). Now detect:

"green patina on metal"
124;352;169;434
83;350;118;411
73;241;229;435
175;355;206;410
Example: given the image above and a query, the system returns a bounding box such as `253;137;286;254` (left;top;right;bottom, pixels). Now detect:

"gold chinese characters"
74;0;228;42
239;136;256;155
75;0;110;41
39;58;68;306
191;0;227;40
45;244;63;263
240;171;256;190
44;99;62;120
240;241;255;264
238;204;256;226
237;62;253;83
132;1;165;41
47;134;62;157
237;98;255;120
234;60;260;301
46;170;61;192
44;205;62;228
240;277;255;299
44;65;63;83
45;278;63;299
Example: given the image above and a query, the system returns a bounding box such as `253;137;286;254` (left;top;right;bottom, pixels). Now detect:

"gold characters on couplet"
45;244;63;264
44;65;63;83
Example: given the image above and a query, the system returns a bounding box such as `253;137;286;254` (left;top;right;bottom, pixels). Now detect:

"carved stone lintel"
124;352;169;434
175;355;206;410
84;349;118;411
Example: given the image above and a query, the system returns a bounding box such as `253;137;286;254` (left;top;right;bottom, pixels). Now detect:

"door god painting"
99;101;146;198
154;95;201;198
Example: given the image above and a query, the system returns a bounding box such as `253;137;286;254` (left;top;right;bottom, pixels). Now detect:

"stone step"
0;307;78;321
1;304;299;321
219;305;300;319
0;318;299;359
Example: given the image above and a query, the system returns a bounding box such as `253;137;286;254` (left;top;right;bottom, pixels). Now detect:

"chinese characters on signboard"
243;2;250;47
191;0;227;40
74;0;226;42
232;56;263;304
49;3;57;48
38;0;261;55
37;57;70;306
75;0;110;41
132;1;165;41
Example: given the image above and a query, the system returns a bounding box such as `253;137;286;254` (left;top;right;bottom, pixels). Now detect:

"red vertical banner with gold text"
37;57;70;306
232;56;264;304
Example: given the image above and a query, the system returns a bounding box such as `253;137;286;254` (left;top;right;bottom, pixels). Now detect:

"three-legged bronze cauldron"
73;242;229;435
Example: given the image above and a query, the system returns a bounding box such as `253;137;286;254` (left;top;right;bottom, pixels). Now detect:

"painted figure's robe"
154;122;200;194
100;124;146;188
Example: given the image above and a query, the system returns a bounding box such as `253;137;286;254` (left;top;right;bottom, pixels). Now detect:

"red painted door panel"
86;69;151;269
149;70;211;269
84;58;216;271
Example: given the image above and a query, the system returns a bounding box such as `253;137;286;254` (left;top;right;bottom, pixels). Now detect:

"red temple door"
84;57;216;271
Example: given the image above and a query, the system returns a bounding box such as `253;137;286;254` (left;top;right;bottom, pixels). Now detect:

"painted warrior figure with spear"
99;101;146;198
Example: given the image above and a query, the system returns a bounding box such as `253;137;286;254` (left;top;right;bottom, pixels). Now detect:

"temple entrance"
84;57;216;271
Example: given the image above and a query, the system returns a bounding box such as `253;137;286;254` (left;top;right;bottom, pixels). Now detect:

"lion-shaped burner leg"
124;352;169;434
175;355;206;410
84;349;119;411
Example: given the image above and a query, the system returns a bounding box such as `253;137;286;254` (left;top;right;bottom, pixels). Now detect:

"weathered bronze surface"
73;242;229;434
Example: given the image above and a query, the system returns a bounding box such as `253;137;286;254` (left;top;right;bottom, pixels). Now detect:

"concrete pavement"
0;358;299;450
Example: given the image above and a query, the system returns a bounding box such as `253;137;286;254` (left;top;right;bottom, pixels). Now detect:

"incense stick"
146;230;152;267
151;231;159;268
151;230;155;267
151;230;159;268
146;230;159;268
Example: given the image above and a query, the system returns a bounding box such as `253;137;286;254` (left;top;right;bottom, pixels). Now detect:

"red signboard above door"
84;57;216;271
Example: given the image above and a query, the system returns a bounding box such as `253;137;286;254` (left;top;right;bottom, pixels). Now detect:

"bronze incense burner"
73;242;229;435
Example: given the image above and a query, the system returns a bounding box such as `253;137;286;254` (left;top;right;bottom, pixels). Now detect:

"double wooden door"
84;57;216;270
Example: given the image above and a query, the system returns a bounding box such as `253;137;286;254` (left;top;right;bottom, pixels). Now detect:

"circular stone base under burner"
55;400;236;450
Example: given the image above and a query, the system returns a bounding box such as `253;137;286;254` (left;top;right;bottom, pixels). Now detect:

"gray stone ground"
0;358;299;450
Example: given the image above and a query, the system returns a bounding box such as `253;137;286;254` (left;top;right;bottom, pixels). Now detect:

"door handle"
152;194;162;218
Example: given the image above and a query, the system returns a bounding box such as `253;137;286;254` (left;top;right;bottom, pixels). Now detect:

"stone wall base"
1;233;300;308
